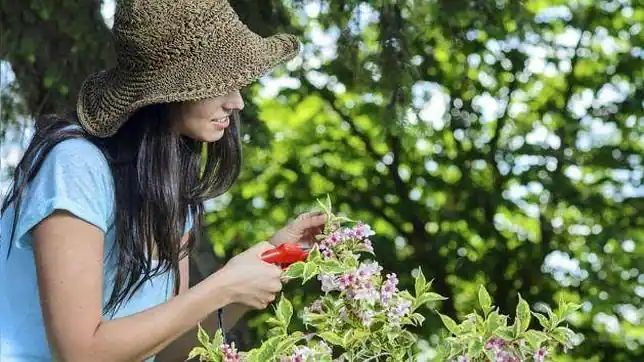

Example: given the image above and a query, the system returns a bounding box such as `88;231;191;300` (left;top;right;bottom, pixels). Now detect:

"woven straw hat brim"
77;33;300;137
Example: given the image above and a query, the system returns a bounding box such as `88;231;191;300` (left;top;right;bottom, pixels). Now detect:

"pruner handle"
260;243;309;269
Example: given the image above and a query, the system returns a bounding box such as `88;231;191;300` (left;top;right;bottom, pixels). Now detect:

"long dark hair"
2;103;242;315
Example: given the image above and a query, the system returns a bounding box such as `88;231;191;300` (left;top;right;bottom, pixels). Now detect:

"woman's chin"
202;129;225;143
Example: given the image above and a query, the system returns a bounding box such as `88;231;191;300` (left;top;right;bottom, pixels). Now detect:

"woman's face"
173;90;245;142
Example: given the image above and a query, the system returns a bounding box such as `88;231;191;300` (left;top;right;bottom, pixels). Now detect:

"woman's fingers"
296;212;326;229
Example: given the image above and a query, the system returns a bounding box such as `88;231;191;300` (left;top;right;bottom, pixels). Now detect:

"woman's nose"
223;90;245;111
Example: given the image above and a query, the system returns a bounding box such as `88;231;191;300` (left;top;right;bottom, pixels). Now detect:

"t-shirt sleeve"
12;138;114;249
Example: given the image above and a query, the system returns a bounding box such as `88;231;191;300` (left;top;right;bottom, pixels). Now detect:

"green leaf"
516;294;531;334
320;331;345;347
187;346;208;360
398;290;415;301
343;330;354;348
343;329;370;349
275;333;305;356
386;329;399;344
543;305;559;326
318;259;344;274
475;312;485;333
317;195;333;214
415;267;427;297
410;312;426;326
552;326;575;347
276;294;293;326
267;326;283;338
318;355;333;362
266;316;282;326
307;244;322;262
486;310;501;336
467;337;484;357
302;262;319;283
418;292;448;306
197;324;210;348
478;285;492;316
484;348;497;361
524;330;549;349
512;316;522;338
439;313;461;335
400;330;417;347
284;262;306;279
497;326;514;340
256;336;281;361
212;329;224;349
556;302;582;321
302;311;326;325
532;312;550;330
243;349;259;362
353;329;371;341
343;254;360;268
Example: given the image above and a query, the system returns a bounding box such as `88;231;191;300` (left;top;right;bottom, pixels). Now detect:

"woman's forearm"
85;270;233;362
156;303;252;361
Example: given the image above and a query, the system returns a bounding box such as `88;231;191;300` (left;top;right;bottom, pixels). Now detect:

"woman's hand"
268;211;327;247
216;242;284;310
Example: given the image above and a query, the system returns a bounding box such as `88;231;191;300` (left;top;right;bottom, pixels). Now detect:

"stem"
363;352;391;361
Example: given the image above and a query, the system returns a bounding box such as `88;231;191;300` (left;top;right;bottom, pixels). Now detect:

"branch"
1;0;114;118
301;78;384;164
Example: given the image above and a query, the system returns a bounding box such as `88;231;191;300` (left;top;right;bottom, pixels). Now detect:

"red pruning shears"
261;243;311;269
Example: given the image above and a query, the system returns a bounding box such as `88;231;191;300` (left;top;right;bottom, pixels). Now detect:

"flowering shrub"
188;197;580;361
188;197;445;361
436;286;581;362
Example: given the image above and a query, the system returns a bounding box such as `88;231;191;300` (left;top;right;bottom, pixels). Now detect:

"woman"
0;0;325;361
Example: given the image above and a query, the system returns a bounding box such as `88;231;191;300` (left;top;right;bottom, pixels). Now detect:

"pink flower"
281;345;316;362
338;272;357;290
492;349;519;362
485;337;506;352
456;356;469;362
357;261;382;280
343;227;358;240
319;244;335;259
339;306;348;319
359;309;377;327
363;238;374;253
381;273;399;305
354;223;376;239
387;298;412;324
319;274;339;293
534;348;547;362
220;342;241;362
353;283;380;305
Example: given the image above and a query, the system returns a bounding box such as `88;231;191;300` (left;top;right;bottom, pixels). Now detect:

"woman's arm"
33;211;235;362
156;239;253;361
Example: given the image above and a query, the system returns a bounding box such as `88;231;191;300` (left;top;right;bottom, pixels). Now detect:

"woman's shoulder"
42;125;110;174
48;137;107;165
36;131;114;195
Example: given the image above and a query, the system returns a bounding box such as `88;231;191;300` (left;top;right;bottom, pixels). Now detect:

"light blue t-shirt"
0;137;192;361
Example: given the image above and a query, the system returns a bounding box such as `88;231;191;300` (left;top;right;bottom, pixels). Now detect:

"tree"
2;0;642;360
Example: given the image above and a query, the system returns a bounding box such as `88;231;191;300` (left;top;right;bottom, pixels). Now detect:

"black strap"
216;308;227;344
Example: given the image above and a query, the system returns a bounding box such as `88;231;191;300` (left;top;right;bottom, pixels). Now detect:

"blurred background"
1;0;643;360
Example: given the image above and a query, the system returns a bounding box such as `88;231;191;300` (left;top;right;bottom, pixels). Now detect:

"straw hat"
76;0;301;137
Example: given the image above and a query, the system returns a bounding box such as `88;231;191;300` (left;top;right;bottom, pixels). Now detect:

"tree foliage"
1;0;642;360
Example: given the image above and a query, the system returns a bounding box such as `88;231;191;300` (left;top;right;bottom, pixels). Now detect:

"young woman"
0;1;325;361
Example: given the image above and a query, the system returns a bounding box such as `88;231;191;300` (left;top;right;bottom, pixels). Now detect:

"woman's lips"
212;116;230;129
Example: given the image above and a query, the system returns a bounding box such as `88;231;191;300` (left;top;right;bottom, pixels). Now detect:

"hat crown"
77;0;300;137
113;0;233;72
